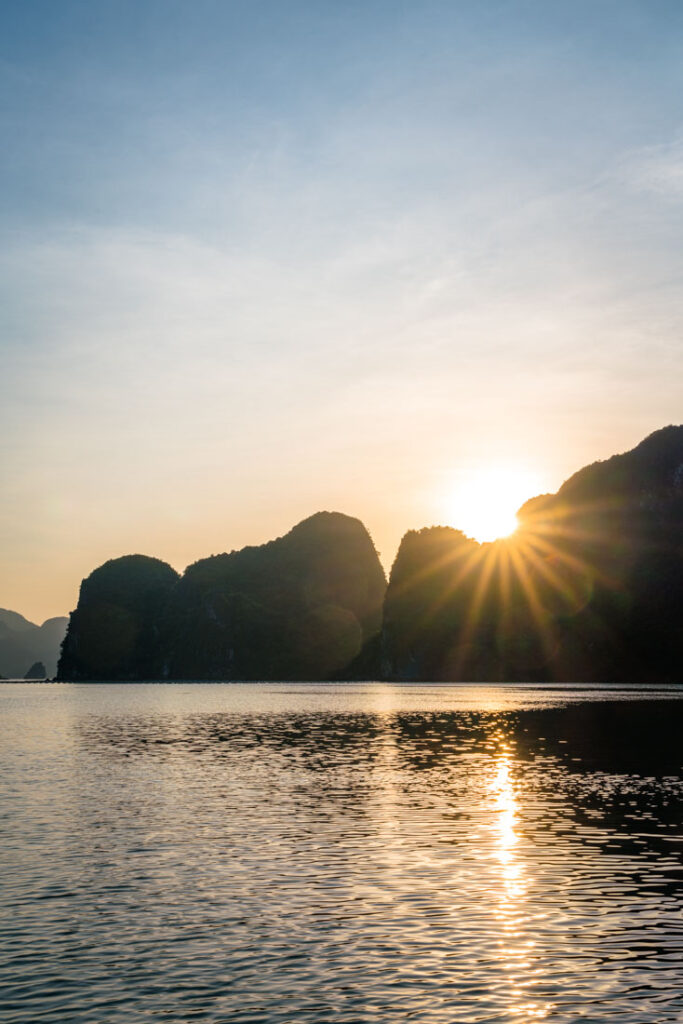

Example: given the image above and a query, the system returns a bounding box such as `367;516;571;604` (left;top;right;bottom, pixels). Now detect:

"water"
1;683;683;1023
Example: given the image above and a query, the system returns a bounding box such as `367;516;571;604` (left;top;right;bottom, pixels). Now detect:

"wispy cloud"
3;1;683;618
617;137;683;198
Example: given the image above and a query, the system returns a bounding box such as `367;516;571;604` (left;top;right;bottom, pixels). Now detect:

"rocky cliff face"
515;424;683;682
383;426;683;683
156;512;386;680
57;556;180;680
382;527;481;680
58;512;387;681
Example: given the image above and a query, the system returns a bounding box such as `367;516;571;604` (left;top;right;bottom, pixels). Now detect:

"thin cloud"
617;137;683;197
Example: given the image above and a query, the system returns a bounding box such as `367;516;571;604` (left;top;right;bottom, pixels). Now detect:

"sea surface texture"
1;682;682;1023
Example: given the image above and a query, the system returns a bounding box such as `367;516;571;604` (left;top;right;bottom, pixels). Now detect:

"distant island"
0;610;67;679
56;425;683;683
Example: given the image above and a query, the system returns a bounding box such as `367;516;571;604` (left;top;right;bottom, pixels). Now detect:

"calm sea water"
1;683;683;1024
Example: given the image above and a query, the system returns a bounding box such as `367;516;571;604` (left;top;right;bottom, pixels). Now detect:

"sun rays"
385;488;626;681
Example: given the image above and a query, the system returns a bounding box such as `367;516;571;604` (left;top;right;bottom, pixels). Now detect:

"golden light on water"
492;750;525;901
446;465;544;543
489;749;555;1022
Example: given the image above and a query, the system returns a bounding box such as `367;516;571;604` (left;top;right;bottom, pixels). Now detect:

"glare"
446;465;544;544
492;753;525;900
488;752;555;1020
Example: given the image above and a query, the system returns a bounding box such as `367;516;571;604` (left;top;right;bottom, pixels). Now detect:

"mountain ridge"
55;426;683;684
58;511;387;681
0;610;68;678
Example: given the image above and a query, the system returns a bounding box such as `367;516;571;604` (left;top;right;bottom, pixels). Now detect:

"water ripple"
0;682;682;1022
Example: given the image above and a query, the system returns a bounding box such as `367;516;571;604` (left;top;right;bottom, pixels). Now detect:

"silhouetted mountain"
56;429;683;683
382;527;482;680
383;426;683;682
0;609;35;632
157;512;386;680
58;513;387;681
57;556;181;680
0;609;68;678
24;661;46;679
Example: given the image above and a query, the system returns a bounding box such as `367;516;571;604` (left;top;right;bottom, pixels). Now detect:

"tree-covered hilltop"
57;512;387;681
156;512;387;680
57;555;181;680
382;425;683;683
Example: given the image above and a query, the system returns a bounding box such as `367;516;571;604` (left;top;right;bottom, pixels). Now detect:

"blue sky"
2;1;683;620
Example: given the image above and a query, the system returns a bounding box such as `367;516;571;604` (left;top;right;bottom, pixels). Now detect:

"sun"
445;464;543;544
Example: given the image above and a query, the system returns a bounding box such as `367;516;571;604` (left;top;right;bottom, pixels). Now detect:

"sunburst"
445;465;544;544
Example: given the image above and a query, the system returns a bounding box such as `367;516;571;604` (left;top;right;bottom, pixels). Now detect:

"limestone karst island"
53;425;683;684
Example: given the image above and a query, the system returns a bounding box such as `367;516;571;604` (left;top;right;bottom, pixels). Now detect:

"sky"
2;0;683;622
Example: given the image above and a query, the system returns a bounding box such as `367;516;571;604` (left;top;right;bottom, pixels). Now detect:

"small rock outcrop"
24;661;46;679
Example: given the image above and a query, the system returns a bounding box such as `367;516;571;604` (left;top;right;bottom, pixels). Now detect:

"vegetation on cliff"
155;512;386;680
58;512;386;681
57;556;180;680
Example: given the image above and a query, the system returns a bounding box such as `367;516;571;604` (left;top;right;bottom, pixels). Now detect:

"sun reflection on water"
490;749;554;1021
492;751;525;900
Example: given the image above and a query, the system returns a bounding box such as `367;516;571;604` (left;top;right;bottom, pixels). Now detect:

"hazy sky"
2;0;683;622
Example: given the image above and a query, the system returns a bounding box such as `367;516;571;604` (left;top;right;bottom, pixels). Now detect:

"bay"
1;682;682;1023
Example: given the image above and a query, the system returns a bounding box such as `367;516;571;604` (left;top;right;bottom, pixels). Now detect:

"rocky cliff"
57;556;181;680
57;512;387;681
383;426;683;683
56;428;683;684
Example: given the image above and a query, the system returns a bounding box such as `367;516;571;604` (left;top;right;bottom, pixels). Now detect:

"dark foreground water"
1;683;683;1023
